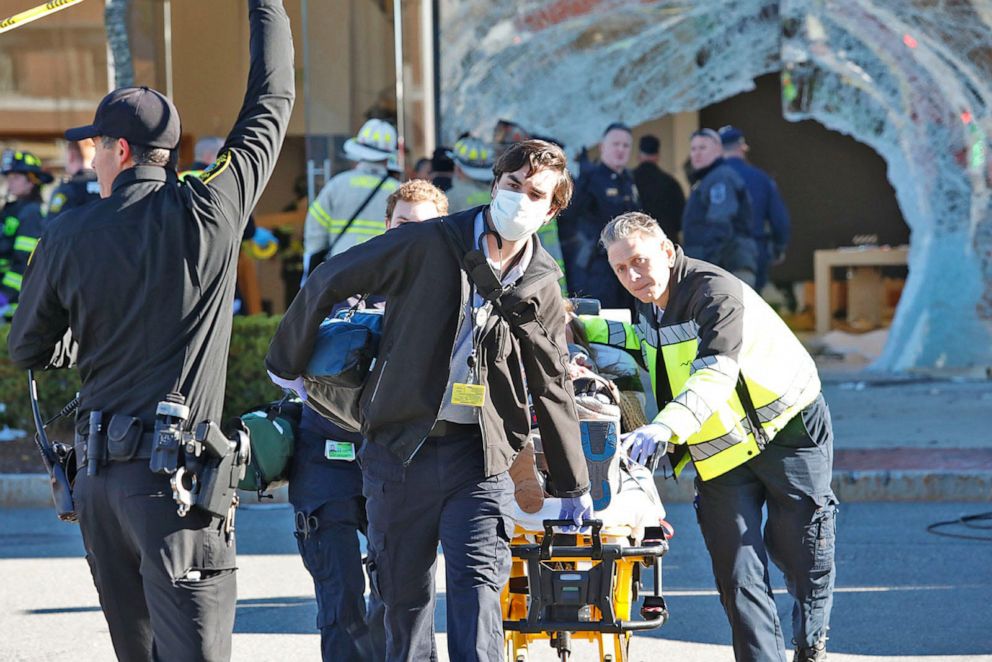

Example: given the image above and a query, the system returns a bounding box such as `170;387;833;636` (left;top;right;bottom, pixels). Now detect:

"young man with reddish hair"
384;178;449;229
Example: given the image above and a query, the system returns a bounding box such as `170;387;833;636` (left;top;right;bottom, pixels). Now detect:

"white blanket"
509;462;665;542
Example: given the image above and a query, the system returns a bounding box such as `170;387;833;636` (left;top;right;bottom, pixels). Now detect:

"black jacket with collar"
266;206;590;497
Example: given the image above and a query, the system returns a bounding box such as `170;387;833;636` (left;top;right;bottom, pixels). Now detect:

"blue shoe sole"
581;420;620;511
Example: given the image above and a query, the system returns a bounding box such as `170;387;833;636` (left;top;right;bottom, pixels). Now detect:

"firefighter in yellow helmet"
445;135;495;213
302;119;400;279
0;149;51;318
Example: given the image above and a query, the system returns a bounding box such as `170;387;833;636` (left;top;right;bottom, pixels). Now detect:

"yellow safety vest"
582;285;820;480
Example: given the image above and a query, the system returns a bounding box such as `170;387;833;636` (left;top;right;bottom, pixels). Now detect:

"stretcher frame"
502;518;670;662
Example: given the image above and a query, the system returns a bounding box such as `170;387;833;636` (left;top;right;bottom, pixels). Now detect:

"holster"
172;420;250;520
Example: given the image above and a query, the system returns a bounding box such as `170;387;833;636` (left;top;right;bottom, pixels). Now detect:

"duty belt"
74;412;157;466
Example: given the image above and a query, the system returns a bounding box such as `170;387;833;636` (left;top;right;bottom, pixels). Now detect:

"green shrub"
224;315;286;416
0;315;285;432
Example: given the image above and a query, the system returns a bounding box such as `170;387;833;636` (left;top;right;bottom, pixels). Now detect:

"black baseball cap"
718;125;746;145
65;86;181;149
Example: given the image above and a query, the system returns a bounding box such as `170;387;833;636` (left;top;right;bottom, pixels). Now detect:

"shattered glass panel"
440;1;781;151
781;0;992;371
440;0;992;371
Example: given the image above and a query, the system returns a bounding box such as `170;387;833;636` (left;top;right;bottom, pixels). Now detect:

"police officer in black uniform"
558;122;640;309
7;2;294;660
0;149;50;318
46;140;100;220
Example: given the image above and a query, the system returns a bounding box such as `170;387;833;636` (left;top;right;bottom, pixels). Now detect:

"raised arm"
187;0;296;230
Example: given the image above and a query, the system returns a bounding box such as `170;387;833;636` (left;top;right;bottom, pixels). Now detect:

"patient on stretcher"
508;334;666;540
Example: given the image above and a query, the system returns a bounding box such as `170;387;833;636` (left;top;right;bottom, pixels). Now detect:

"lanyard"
466;287;493;385
466;225;499;385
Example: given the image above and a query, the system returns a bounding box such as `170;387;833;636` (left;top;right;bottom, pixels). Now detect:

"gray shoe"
793;638;827;662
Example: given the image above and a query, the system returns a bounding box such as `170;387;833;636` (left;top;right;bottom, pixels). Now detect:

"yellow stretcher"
501;518;671;662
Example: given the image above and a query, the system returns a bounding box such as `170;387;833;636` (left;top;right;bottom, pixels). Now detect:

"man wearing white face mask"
266;140;591;662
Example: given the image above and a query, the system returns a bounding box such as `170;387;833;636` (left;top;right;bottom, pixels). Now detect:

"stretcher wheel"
640;595;669;621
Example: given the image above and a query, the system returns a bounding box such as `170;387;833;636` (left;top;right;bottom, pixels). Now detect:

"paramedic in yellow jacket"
302;119;399;278
586;211;836;662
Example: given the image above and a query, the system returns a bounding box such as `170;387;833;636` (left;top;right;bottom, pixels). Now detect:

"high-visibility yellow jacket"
583;248;820;480
303;163;398;261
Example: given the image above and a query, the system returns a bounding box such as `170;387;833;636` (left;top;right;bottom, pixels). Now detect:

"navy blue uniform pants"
694;394;837;662
361;427;514;662
74;462;237;662
289;420;385;662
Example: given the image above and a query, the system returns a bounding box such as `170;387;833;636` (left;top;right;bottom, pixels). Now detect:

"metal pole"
162;0;173;98
431;0;441;145
419;0;435;155
393;0;406;174
302;0;316;203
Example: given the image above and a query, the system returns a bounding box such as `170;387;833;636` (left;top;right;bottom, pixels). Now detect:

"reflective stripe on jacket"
0;198;43;300
582;248;819;480
303;164;398;259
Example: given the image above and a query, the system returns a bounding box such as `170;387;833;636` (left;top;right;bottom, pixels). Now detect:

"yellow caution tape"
0;0;87;35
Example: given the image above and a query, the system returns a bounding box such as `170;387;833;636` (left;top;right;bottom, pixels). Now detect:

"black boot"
793;637;827;662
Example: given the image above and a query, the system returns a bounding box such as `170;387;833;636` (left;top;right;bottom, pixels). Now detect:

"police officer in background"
7;2;295;660
0;150;50;318
183;136;226;177
681;128;758;287
46;140;100;220
303;119;400;278
632;134;685;241
445;135;495;212
559;121;640;309
719;126;791;292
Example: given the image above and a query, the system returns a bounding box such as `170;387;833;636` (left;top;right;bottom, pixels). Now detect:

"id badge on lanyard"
451;290;489;408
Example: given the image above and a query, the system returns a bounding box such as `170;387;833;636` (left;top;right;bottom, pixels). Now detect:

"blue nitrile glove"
267;370;307;402
558;492;594;532
253;226;278;248
622;423;672;468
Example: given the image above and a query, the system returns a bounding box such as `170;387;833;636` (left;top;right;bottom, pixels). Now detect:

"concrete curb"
2;470;989;509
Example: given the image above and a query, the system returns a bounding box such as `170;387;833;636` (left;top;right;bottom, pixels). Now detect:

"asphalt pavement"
2;501;990;661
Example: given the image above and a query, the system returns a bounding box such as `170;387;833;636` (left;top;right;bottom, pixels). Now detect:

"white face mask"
489;189;550;241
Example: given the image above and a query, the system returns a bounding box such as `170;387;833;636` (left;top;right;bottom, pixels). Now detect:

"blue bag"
303;309;384;432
